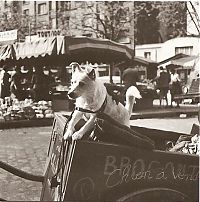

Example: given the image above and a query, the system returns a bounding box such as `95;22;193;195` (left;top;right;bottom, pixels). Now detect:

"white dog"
64;62;141;141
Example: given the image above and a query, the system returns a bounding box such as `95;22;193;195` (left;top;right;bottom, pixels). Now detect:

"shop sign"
0;29;17;42
37;29;61;38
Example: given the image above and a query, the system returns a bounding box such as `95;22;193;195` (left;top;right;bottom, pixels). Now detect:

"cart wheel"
116;188;190;202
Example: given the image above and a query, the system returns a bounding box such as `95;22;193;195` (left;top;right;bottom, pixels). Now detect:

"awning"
0;44;15;61
13;37;58;60
134;56;157;65
65;36;134;61
171;55;199;67
159;53;188;65
4;36;134;63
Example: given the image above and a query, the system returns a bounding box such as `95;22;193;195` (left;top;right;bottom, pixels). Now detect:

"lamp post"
28;21;31;42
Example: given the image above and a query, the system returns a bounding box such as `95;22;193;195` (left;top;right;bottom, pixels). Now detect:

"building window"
86;2;93;8
49;1;52;11
23;9;29;15
175;46;193;55
60;1;65;8
144;52;151;59
4;0;8;7
23;1;29;5
38;3;47;15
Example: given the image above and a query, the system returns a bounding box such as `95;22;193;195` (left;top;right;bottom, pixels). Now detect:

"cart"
40;113;199;201
0;113;199;201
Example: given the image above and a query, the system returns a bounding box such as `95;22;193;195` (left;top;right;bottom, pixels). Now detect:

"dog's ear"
87;69;96;80
70;62;83;73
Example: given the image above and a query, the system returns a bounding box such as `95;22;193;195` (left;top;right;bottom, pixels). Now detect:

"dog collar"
75;96;107;114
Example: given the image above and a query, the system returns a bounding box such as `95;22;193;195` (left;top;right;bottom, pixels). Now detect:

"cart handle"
0;160;44;183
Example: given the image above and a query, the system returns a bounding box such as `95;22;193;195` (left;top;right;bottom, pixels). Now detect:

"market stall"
0;44;15;66
0;36;135;123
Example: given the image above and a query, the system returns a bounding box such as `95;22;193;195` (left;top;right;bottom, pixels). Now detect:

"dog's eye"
79;82;85;87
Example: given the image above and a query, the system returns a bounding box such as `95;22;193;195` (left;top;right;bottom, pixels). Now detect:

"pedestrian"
44;68;55;100
0;65;4;98
32;66;51;101
25;66;35;99
122;68;142;111
10;66;24;100
154;66;171;107
170;69;182;108
1;65;11;99
0;65;11;99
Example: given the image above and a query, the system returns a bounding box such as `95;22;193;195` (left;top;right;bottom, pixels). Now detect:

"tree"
134;2;161;44
0;1;29;40
158;1;187;40
0;1;49;41
65;1;134;42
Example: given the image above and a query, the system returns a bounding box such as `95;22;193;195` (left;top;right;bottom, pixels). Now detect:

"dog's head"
68;62;96;99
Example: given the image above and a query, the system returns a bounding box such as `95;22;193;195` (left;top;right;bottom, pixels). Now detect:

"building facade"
0;1;198;45
135;36;200;85
0;1;135;42
135;36;200;63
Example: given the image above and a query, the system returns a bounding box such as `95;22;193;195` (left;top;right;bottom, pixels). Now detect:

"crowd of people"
153;66;182;108
0;65;55;102
0;64;183;108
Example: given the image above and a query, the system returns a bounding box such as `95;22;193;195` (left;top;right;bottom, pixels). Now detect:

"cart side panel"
63;141;198;201
41;114;199;201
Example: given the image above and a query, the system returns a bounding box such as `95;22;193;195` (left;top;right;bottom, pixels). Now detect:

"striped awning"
1;36;134;63
0;44;15;61
13;37;58;60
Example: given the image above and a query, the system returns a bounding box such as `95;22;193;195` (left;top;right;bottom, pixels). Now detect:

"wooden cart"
40;113;199;202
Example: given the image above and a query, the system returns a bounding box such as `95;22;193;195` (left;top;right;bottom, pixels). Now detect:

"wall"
135;36;200;63
135;43;163;62
160;37;200;62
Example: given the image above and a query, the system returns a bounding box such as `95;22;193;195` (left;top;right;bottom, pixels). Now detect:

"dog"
63;62;141;141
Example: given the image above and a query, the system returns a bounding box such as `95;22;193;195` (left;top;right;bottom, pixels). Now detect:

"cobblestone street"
0;126;52;201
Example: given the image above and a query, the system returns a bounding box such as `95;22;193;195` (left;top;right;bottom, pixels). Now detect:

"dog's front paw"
72;131;84;140
63;129;74;140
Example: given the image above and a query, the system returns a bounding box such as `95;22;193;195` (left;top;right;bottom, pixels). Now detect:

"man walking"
155;66;171;107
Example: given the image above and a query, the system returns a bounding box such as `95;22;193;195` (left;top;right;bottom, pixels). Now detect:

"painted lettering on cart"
73;177;95;200
104;155;199;188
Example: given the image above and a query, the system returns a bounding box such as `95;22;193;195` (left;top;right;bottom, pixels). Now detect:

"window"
23;1;29;5
23;9;29;15
60;1;65;8
86;2;93;7
175;46;193;55
4;0;8;7
49;1;52;11
144;52;151;59
38;3;47;15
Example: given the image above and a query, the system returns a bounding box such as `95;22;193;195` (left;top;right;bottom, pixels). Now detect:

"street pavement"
131;116;198;134
0;126;52;201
